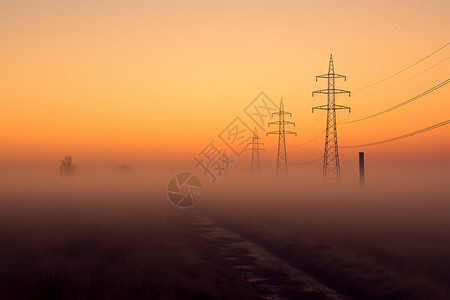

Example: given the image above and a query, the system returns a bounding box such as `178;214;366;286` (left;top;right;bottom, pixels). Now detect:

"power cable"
290;109;352;147
292;130;325;147
354;43;449;91
343;0;399;53
342;79;450;124
341;120;450;148
371;56;449;94
345;0;431;66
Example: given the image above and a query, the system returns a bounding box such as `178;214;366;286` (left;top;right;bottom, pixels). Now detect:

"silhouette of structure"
312;55;351;182
359;152;365;188
267;98;296;176
60;156;75;175
245;128;265;175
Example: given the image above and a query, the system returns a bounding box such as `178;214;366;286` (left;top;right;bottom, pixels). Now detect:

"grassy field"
0;175;258;300
1;171;449;299
201;180;450;300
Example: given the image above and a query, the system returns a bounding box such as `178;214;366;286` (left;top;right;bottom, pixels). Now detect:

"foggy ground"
201;173;450;300
0;173;258;299
0;168;449;299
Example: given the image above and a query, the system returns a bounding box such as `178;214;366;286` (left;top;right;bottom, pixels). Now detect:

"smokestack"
359;152;365;188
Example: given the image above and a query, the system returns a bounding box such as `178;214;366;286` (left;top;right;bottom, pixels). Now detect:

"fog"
0;161;449;299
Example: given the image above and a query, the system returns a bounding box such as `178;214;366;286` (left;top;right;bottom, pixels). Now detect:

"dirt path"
189;213;348;300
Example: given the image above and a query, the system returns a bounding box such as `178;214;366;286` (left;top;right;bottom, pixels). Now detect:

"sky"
0;0;449;172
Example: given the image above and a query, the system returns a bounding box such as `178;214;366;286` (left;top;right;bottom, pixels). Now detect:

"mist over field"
0;161;449;299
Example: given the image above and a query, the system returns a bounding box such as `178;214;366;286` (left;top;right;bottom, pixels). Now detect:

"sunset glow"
1;0;448;171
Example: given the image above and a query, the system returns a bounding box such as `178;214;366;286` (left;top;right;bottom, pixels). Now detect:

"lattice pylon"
245;128;265;176
312;54;351;183
267;98;297;177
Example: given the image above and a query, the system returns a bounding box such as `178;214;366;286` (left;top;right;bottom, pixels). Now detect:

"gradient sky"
0;0;449;169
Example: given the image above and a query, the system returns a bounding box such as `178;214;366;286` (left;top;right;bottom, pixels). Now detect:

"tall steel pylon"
245;128;265;176
312;54;351;182
267;98;296;176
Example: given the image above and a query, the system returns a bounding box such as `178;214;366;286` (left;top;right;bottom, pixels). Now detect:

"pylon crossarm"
284;131;297;136
312;89;329;96
272;112;291;117
312;105;328;112
268;121;280;126
251;142;265;146
246;141;263;146
246;147;266;151
316;74;346;80
284;121;295;126
244;143;254;150
334;74;346;80
334;89;351;96
266;131;281;136
334;105;351;112
312;89;350;96
272;111;292;116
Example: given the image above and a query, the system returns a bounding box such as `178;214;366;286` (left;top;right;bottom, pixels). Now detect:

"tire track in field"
189;213;348;300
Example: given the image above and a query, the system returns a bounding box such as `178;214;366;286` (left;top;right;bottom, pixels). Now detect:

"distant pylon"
267;98;296;176
245;128;265;175
312;54;351;183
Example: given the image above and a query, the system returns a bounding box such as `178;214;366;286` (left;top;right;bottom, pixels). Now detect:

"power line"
371;56;449;94
295;80;448;146
355;43;449;91
343;0;398;53
345;0;431;66
302;109;325;133
292;130;325;147
292;111;351;148
341;120;450;148
342;79;450;124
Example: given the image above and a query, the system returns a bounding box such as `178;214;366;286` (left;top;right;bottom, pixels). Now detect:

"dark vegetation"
201;183;450;300
0;187;257;300
1;172;449;299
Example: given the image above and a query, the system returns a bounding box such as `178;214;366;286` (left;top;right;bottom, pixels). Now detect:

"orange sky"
0;0;449;169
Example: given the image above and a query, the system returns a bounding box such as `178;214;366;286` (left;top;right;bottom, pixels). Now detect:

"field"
0;171;449;299
0;173;257;299
201;177;450;300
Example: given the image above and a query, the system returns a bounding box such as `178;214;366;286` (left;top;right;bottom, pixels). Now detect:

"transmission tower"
312;54;351;182
267;98;296;176
245;128;265;175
